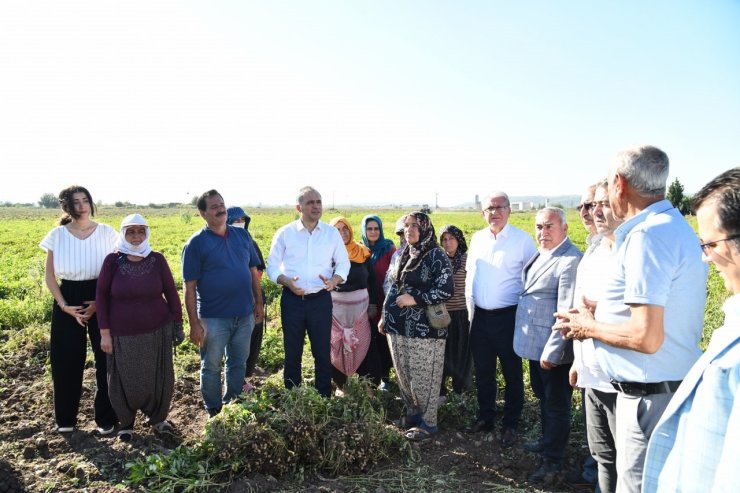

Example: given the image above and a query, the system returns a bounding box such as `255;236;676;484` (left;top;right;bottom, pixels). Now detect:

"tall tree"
667;178;685;213
38;193;58;209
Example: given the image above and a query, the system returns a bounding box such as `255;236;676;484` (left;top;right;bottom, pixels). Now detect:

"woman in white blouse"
39;185;119;434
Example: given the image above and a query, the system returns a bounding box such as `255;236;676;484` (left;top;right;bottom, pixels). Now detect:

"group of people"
40;145;739;492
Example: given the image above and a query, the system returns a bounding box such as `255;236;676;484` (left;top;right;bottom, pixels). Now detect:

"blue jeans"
199;315;254;411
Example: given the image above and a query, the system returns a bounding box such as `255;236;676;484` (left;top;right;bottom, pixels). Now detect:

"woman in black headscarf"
439;225;472;396
380;212;453;441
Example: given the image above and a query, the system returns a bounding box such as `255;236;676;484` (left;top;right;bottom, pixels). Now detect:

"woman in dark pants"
39;185;118;434
226;206;267;390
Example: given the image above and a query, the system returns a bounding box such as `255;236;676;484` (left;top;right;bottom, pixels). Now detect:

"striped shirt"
39;224;118;280
445;252;467;311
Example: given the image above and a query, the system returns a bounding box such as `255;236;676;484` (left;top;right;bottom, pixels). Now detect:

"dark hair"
196;189;223;212
58;185;95;225
693;167;740;251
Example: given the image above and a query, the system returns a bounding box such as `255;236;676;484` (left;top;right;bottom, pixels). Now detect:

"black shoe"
501;427;517;448
462;419;494;433
529;459;562;483
565;469;596;487
523;439;544;453
207;406;222;418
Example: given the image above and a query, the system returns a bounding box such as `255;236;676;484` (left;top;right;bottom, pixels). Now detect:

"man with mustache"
182;189;264;417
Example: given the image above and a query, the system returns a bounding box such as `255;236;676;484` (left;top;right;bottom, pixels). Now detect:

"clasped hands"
62;300;95;327
552;297;597;341
284;274;341;296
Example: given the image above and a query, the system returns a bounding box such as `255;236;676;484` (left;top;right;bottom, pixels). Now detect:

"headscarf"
396;211;436;284
360;215;395;264
227;206;251;229
116;213;152;258
329;216;371;264
439;224;468;273
394;215;407;249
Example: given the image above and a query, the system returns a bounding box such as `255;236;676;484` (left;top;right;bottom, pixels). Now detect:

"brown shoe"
501;427;517;448
462;419;494;433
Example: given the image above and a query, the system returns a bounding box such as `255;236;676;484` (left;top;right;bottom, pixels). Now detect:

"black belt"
475;304;517;315
610;379;682;396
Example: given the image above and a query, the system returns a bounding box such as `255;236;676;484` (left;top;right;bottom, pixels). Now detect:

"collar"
614;199;674;249
487;222;511;239
296;219;323;233
538;237;568;258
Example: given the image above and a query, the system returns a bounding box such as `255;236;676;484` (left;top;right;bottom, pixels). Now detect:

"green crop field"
0;205;729;492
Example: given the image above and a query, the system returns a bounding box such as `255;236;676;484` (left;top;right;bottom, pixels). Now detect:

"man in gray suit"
514;207;582;482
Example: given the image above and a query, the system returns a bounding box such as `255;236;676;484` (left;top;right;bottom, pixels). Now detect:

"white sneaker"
97;425;115;435
334;388;345;398
152;420;173;433
57;426;74;433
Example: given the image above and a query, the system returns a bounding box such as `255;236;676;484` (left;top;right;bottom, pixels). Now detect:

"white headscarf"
116;213;152;257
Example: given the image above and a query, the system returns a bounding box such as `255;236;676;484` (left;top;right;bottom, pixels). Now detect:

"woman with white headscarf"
96;214;184;441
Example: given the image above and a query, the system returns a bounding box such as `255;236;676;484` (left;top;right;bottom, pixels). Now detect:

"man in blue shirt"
643;167;740;492
182;190;264;417
555;145;707;493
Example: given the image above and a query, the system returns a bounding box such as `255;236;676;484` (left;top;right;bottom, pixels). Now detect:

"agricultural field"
0;206;727;492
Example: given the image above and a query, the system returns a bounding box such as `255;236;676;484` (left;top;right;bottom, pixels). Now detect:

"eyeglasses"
700;234;740;254
483;205;509;213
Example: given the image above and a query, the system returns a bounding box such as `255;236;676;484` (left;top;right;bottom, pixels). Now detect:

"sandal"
152;420;173;433
392;414;421;429
405;426;437;442
117;429;134;442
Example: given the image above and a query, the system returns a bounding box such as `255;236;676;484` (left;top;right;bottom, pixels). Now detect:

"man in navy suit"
514;207;582;482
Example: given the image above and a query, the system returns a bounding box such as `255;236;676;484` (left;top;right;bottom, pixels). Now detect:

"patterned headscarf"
360;215;395;264
116;213;152;258
396;211;436;284
330;216;371;264
439;224;468;273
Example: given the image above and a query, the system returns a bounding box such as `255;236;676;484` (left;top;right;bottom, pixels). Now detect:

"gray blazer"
513;238;582;364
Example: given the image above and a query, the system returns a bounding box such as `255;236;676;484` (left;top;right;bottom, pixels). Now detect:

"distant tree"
667;178;685;214
38;193;58;209
191;196;198;206
680;195;692;216
115;201;125;208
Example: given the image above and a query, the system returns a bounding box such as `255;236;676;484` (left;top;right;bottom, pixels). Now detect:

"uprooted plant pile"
125;376;413;491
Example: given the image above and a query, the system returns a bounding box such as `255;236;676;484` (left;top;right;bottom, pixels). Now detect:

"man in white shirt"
569;180;623;492
266;186;350;397
463;192;537;448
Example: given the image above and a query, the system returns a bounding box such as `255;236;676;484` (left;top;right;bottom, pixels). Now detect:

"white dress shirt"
465;223;536;311
266;220;350;294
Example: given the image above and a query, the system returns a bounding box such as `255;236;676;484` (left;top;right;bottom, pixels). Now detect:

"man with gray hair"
463;191;536;448
555;145;707;493
514;207;582;481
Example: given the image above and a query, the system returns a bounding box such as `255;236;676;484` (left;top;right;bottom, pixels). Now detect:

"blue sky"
1;1;738;207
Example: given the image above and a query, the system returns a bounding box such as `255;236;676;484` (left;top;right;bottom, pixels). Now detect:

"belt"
610;379;682;396
296;290;327;301
475;304;517;315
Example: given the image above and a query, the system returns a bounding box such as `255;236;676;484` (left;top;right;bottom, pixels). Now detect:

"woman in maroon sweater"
96;214;183;441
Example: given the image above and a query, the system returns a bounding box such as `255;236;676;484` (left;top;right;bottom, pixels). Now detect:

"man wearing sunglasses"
554;145;707;493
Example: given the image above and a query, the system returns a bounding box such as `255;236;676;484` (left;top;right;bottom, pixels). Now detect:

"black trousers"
470;305;523;428
529;360;573;463
50;279;117;428
280;288;333;397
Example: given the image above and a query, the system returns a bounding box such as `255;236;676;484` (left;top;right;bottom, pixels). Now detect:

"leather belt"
610;379;682;396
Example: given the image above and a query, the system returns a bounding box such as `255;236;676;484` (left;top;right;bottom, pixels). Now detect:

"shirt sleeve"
181;235;201;282
331;228;351;281
155;252;182;323
266;227;286;283
622;230;673;307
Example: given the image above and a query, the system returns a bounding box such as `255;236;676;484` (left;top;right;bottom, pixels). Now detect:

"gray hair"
482;191;510;208
296;186;320;205
537;206;567;226
594;178;608;192
611;145;669;198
